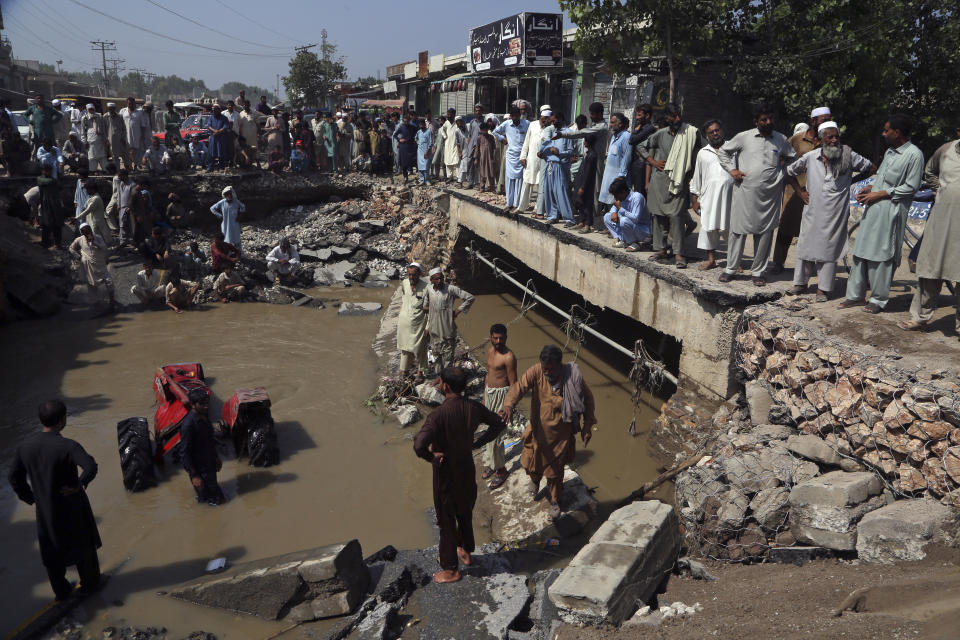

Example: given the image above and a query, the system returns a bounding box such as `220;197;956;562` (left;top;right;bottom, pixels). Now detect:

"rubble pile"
675;301;960;563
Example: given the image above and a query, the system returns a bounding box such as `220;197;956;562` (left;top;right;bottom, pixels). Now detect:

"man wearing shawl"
500;345;596;521
210;186;244;248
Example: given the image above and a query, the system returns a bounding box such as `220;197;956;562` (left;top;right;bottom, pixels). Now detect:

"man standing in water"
423;267;475;374
179;389;224;506
414;367;508;583
481;324;517;490
500;345;596;521
8;399;101;600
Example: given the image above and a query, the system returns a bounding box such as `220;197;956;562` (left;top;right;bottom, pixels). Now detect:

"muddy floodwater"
0;285;660;638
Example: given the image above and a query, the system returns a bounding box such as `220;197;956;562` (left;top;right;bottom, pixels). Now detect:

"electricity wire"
211;0;291;41
141;0;289;50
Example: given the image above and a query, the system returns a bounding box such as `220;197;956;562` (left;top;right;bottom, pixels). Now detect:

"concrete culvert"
116;417;157;492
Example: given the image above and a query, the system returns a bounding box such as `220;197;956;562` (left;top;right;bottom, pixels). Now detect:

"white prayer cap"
52;99;60;105
817;120;839;135
541;110;553;117
336;111;343;116
106;102;116;107
79;222;91;231
793;122;809;135
455;115;464;121
539;104;552;114
810;106;831;118
86;103;95;109
407;261;422;270
221;186;234;196
428;267;443;276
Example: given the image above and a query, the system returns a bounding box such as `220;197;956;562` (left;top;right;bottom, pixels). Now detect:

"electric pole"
294;44;318;54
321;29;328;60
90;41;116;92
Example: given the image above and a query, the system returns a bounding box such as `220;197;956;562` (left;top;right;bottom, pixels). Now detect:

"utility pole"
107;58;125;75
321;29;329;61
294;44;318;54
90;41;116;92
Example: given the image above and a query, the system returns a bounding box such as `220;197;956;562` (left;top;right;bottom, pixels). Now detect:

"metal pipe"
466;246;679;385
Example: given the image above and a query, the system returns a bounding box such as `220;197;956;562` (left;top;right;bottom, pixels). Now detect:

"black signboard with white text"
469;12;563;73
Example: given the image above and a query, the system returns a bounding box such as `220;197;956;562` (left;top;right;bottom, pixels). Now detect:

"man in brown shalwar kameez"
500;345;596;521
413;366;508;584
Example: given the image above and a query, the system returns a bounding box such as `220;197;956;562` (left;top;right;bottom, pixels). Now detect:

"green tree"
219;81;275;103
559;0;729;101
283;43;347;109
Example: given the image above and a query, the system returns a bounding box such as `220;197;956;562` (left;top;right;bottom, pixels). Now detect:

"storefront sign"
469;12;562;73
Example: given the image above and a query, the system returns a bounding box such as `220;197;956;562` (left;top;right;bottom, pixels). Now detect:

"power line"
211;0;290;40
4;14;97;69
67;0;290;58
140;0;289;50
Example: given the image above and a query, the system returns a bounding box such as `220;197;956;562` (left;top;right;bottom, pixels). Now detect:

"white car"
10;110;31;139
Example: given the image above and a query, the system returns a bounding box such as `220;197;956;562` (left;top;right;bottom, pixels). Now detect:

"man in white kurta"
397;262;429;378
690;119;734;270
79;105;106;172
458;105;483;188
785;122;874;300
69;223;114;304
717;105;797;285
120;98;149;170
439;110;461;181
518;106;551;212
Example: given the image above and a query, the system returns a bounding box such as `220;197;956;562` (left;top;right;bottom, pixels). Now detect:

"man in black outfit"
413;367;508;583
9;399;101;601
180;388;225;506
629;103;656;195
573;134;599;233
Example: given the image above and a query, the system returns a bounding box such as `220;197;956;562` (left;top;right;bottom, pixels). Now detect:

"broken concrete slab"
391;404;420;427
786;434;843;467
338;302;383;316
330;246;354;257
549;500;680;625
788;471;885;550
415;382;445;406
745;380;775;425
315;260;355;286
300;248;333;262
856;498;954;563
167;541;370;622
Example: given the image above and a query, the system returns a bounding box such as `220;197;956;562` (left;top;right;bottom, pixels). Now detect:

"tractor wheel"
117;417;157;492
246;419;279;467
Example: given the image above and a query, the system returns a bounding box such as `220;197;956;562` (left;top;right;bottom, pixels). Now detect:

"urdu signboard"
469;12;563;73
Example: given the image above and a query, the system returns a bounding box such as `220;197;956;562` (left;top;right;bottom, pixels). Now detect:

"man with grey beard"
785;121;875;301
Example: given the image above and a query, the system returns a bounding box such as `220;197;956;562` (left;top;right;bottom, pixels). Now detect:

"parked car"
10;110;31;140
157;113;213;144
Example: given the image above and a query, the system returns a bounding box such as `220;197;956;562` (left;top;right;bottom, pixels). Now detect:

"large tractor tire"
246;418;279;467
117;417;157;492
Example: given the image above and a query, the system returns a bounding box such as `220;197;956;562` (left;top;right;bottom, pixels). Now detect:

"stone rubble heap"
675;302;959;564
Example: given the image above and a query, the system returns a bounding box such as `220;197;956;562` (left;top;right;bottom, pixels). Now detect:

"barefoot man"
499;345;596;521
413;366;508;583
481;323;517;490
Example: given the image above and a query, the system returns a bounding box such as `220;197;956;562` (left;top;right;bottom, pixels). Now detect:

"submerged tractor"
116;362;279;493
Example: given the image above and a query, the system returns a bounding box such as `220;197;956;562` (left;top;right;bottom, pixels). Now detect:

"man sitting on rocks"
130;262;165;305
265;237;301;284
214;262;247;303
165;269;200;314
211;231;240;274
140;225;171;268
413;366;507;583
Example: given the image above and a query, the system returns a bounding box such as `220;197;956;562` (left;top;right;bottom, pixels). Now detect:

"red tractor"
152;362;211;461
220;387;279;467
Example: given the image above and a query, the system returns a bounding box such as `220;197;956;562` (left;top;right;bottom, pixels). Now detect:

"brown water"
0;286;660;638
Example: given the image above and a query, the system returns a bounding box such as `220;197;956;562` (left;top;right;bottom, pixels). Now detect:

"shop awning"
430;72;473;85
362;98;406;107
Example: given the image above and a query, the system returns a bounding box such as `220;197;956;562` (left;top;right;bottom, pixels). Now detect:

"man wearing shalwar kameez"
415;120;434;185
518;106;551;212
555;102;610;231
120;98;149;171
395;114;419;182
785;122;875;301
104;103;127;169
690;120;734;270
9;399;101;601
900;127;960;334
69;223;114;304
840;115;924;313
718;104;797;285
210;186;245;249
75;180;111;247
500;345;596;521
439;110;461;182
538;121;575;224
492;108;529;210
603;177;651;250
80;104;106;172
205;105;232;171
414;368;507;583
423;267;474;373
397;262;429;379
458;105;483;188
472;121;499;192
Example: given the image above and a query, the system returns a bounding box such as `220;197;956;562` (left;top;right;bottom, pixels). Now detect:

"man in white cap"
518;105;553;213
51;99;72;147
80;104;107;173
437;109;461;182
423;268;475;374
103;102;127;168
210;186;245;248
770;106;835;274
69;222;115;306
397;262;429;381
785;121;875;301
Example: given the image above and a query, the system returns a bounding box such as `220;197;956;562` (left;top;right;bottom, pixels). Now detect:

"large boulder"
788;471;884;550
856;498;954;563
166;541;370;622
549;500;680;624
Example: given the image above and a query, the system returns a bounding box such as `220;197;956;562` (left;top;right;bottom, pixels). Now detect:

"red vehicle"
152;362;211;461
157;113;213;145
221;387;279;467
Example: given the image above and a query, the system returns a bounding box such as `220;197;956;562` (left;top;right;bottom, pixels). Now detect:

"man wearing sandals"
784;122;875;302
718;103;797;286
840;114;924;313
899;123;960;333
603;177;652;252
480;324;517;490
499;345;596;522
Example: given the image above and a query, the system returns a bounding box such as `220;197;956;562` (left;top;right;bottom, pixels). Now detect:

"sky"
2;0;569;97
